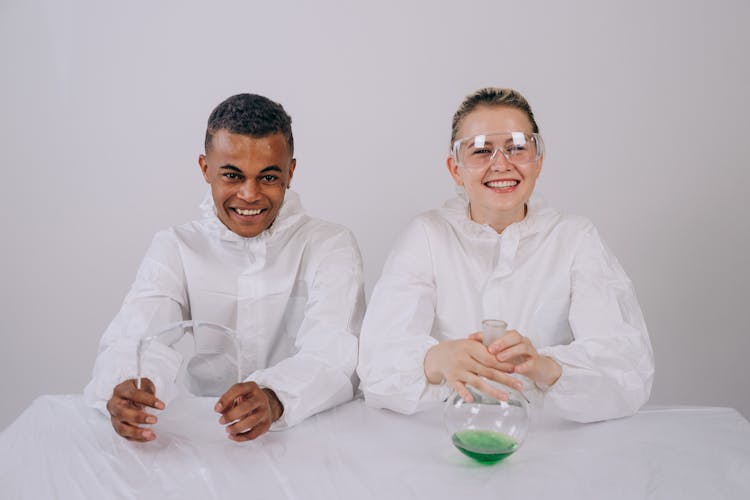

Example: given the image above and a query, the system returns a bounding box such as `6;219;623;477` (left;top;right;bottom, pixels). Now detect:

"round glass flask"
444;384;529;463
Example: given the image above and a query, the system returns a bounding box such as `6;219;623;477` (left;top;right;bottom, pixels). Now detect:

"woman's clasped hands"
424;329;561;402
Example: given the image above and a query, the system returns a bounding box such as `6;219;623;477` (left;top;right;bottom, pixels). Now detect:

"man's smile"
232;207;263;215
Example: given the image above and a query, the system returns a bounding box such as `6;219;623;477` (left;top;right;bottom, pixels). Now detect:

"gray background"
1;0;748;429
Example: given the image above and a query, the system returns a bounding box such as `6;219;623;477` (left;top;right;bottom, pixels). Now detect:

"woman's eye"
471;148;492;155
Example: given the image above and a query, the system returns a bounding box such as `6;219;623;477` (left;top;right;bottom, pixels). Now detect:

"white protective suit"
358;195;654;423
84;191;366;428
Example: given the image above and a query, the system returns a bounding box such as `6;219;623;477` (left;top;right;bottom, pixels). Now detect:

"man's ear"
287;158;297;188
199;154;210;183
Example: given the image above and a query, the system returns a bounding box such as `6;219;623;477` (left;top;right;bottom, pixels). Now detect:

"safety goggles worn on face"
452;131;544;169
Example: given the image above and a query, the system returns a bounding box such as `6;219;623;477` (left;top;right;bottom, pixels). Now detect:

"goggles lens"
453;132;543;168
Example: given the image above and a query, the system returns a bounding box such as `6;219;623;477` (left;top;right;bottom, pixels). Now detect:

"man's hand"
215;382;283;442
488;329;562;387
423;337;522;403
106;378;165;442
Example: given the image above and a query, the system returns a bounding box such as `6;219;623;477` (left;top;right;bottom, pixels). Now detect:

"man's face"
199;129;296;238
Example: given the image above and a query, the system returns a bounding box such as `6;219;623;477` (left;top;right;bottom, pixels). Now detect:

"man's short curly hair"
205;93;294;155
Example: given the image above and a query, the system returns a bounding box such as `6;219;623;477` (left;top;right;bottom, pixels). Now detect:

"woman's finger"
496;342;533;362
464;373;509;402
469;345;515;372
514;358;535;375
488;330;523;354
449;380;474;403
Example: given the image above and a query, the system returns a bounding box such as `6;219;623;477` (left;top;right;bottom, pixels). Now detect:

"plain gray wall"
1;0;748;429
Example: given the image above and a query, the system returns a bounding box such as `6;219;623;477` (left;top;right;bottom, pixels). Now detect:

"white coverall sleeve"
537;225;655;422
83;231;187;415
357;220;450;415
246;230;365;429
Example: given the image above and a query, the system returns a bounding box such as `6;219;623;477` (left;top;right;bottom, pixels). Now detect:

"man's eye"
260;175;279;183
508;146;527;153
223;172;242;180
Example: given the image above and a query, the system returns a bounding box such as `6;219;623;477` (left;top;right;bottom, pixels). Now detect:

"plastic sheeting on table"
1;395;749;499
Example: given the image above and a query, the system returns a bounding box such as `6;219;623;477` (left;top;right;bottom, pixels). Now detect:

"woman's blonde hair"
451;87;539;145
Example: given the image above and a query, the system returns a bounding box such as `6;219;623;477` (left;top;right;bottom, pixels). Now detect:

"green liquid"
451;430;519;463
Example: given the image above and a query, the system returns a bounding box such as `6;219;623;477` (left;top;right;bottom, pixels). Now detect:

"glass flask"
444;384;529;464
481;319;507;347
137;320;242;397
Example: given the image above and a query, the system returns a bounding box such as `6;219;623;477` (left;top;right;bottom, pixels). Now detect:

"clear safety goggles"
452;131;544;169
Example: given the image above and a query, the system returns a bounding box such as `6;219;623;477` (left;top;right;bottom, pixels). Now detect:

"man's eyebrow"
260;166;282;173
219;164;243;173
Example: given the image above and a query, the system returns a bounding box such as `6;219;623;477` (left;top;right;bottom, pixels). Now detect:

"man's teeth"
486;180;519;188
234;208;262;216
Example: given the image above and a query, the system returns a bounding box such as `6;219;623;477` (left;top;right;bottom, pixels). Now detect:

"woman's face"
447;105;543;229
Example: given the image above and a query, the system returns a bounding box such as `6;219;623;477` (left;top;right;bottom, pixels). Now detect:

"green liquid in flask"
451;430;519;463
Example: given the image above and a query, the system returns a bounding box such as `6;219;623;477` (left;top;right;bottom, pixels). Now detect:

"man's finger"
225;408;268;436
220;395;265;424
231;418;271;441
116;404;158;426
116;380;164;409
126;389;165;410
111;417;155;442
215;382;259;413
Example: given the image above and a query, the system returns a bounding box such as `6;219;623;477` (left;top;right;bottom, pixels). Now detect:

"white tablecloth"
1;395;749;499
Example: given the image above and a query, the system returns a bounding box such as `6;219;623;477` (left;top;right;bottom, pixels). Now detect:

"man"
84;94;365;442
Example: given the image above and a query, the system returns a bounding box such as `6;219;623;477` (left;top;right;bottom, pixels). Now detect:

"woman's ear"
446;155;464;186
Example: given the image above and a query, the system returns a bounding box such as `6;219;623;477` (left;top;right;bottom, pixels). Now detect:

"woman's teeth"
486;180;518;188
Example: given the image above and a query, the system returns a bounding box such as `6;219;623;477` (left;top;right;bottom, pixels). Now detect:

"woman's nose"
488;148;513;170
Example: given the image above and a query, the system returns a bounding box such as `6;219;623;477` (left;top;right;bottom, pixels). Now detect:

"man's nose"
237;180;259;200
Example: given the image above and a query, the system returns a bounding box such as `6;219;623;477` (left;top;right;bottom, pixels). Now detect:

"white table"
1;395;749;499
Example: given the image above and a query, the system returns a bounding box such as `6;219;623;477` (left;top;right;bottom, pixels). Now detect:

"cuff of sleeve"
246;365;353;430
422;380;453;404
267;389;293;431
83;339;182;412
536;347;582;397
244;374;296;430
360;337;444;414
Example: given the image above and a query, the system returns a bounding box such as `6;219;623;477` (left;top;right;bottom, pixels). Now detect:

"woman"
357;88;654;422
